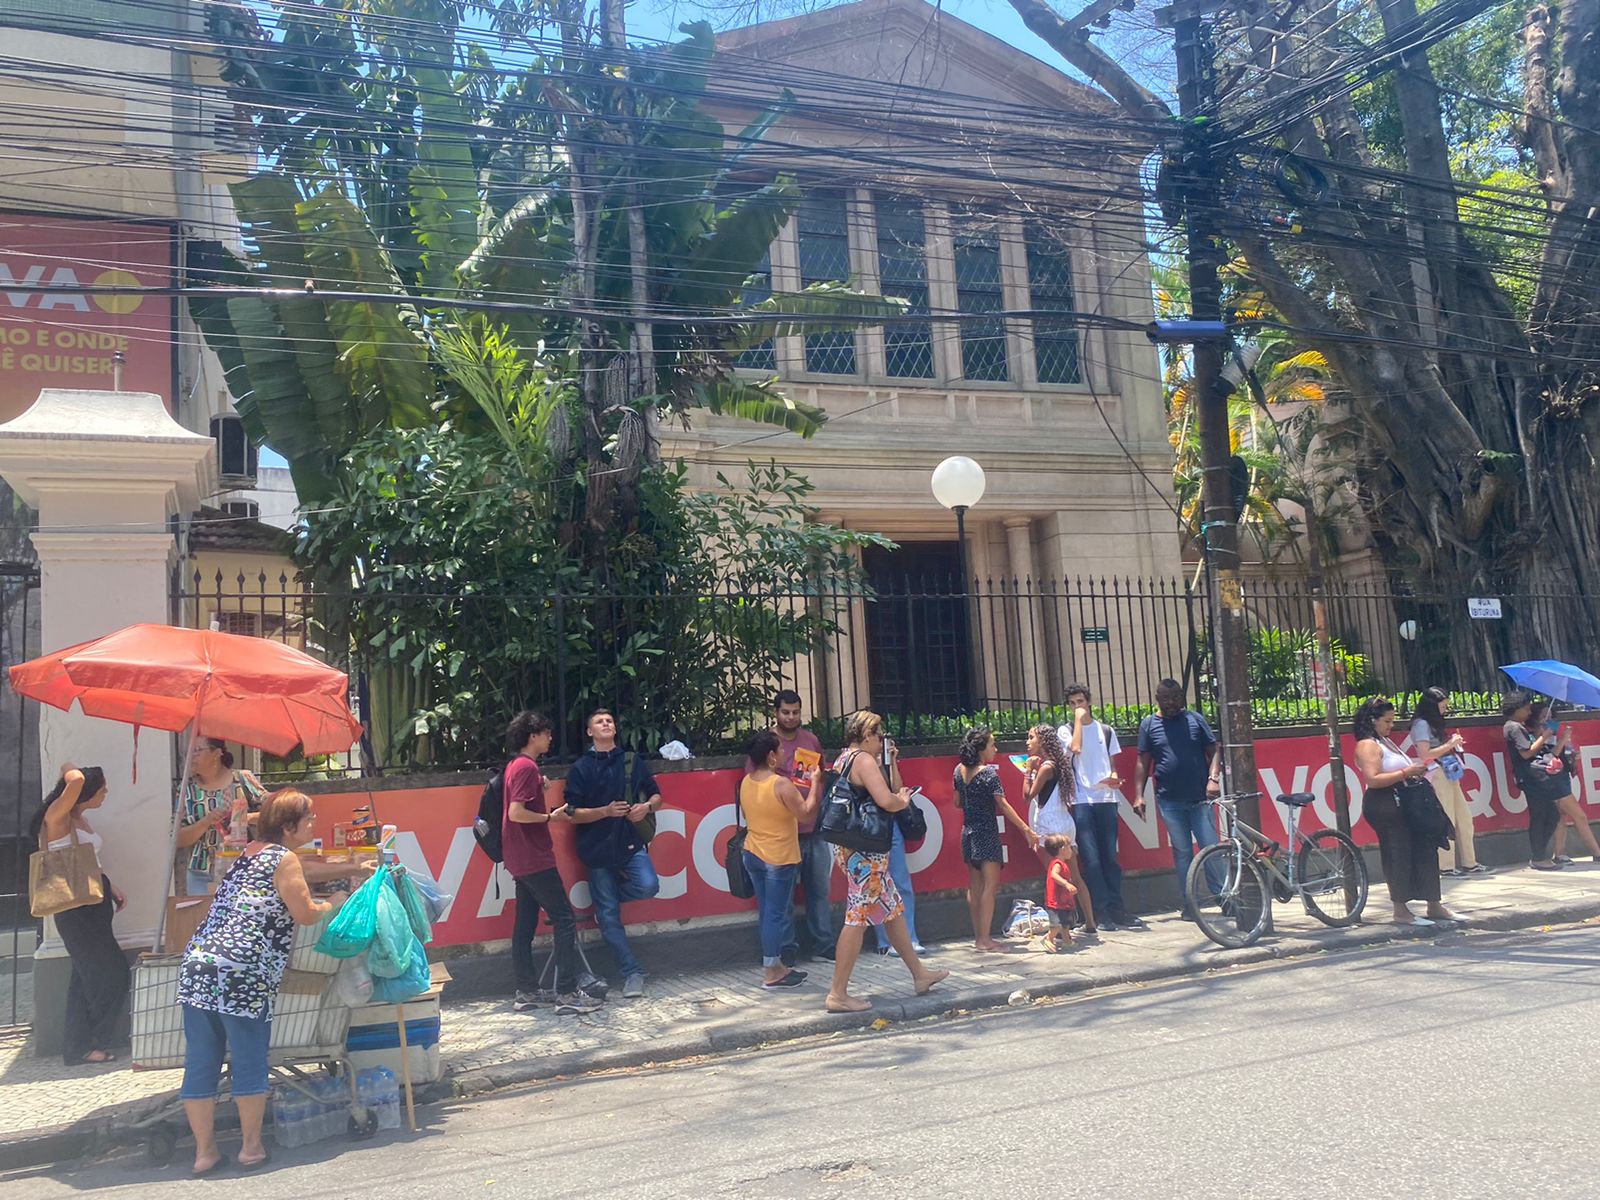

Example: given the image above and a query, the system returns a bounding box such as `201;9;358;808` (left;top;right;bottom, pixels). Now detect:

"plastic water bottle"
374;1067;401;1130
272;1087;310;1149
317;1076;346;1141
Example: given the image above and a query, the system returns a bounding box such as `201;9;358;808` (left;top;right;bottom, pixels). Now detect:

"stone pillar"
0;389;213;1053
1003;517;1050;707
815;514;869;718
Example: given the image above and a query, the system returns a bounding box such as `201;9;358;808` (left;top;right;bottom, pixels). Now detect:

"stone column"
1004;517;1050;707
0;389;213;1054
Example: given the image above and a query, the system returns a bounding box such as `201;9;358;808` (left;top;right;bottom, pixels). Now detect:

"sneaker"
554;991;604;1015
513;989;554;1011
878;945;896;957
1465;865;1491;874
1098;918;1121;933
622;972;646;999
1113;914;1148;930
1555;855;1575;865
576;974;609;1000
1447;867;1467;878
762;970;807;990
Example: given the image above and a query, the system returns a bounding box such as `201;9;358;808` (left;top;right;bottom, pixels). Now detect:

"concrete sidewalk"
5;863;1600;1170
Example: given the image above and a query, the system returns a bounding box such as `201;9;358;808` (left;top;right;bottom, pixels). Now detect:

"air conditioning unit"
211;415;258;485
221;500;260;520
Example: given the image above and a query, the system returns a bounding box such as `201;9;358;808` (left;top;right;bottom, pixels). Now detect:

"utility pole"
1167;1;1263;832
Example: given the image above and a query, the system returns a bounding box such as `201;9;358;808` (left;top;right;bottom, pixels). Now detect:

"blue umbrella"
1500;660;1600;709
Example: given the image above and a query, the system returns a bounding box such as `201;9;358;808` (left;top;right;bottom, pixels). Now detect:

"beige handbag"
29;825;105;918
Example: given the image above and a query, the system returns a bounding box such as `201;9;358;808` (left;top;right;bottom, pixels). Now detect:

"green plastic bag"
315;865;389;959
395;872;434;946
366;877;416;979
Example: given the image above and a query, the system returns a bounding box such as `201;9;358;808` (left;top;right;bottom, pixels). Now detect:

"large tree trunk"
1008;0;1600;662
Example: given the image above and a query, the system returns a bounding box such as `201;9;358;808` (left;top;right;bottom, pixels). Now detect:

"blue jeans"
180;1004;271;1100
744;852;798;968
785;833;834;958
874;824;918;949
586;849;660;979
1073;802;1127;920
1158;798;1222;905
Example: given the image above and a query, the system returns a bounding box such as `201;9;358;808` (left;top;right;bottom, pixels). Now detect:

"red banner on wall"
308;719;1599;949
0;213;176;421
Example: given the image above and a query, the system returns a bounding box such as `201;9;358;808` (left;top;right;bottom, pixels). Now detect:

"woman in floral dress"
178;789;332;1174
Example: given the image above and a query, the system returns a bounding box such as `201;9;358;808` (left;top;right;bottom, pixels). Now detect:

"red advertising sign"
305;719;1600;949
0;213;176;422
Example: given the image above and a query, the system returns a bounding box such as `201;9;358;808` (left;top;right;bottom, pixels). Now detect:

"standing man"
502;711;602;1015
1060;684;1145;931
770;690;834;962
1136;679;1222;920
563;709;665;998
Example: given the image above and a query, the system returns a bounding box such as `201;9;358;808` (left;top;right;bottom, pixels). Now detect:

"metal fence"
1;559;41;1032
171;566;1585;777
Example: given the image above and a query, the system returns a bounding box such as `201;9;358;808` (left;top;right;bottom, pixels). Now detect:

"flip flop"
237;1153;270;1172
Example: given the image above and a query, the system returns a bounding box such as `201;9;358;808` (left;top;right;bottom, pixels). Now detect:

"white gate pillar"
0;389;213;973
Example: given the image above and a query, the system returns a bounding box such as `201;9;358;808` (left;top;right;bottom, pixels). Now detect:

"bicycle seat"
1278;792;1316;808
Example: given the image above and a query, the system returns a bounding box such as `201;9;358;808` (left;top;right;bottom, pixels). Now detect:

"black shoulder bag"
819;751;895;854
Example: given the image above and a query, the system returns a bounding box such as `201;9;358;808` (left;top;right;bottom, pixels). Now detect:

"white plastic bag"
332;954;373;1008
1005;899;1049;939
658;740;693;761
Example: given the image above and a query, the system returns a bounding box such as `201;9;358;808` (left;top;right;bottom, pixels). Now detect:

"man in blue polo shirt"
1136;678;1222;919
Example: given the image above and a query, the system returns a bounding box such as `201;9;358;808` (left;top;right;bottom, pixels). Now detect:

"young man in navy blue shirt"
563;709;664;998
1136;679;1222;919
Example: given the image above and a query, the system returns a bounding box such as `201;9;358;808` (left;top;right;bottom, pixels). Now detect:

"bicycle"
1185;791;1368;949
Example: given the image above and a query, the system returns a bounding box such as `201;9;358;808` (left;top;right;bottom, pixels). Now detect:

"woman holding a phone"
1527;700;1600;864
1409;689;1482;876
1503;692;1571;869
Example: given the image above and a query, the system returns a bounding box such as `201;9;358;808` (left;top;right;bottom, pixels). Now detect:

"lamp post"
932;455;986;710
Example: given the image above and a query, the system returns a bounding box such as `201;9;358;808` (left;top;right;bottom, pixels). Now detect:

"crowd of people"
29;679;1595;1084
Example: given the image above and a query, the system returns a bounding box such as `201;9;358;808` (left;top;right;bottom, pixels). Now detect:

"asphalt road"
15;924;1600;1199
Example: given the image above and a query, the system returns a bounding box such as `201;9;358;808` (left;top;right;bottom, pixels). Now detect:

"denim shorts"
180;1004;272;1100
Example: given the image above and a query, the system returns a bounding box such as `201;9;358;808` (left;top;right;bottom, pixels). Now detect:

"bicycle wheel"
1187;841;1271;949
1295;829;1367;926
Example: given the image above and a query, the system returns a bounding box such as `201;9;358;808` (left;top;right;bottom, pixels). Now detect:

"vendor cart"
122;916;377;1166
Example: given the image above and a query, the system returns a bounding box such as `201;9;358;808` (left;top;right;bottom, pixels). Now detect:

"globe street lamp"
932;456;986;709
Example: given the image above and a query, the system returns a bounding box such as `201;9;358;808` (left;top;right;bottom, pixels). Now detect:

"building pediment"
717;0;1116;120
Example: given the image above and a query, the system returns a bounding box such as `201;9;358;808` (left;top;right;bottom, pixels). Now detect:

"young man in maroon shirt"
503;711;602;1014
772;690;833;962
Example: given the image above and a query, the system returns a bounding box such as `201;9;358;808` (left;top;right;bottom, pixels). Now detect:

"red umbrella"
8;623;361;757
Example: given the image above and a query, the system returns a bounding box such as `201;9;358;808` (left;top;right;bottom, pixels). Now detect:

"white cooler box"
343;966;449;1084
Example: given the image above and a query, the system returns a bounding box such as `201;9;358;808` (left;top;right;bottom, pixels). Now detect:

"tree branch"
1002;0;1173;127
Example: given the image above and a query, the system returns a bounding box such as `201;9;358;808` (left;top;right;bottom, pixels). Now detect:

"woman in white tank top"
32;765;129;1064
1353;698;1454;926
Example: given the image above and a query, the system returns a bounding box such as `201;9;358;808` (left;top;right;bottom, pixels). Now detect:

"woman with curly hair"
1024;724;1097;938
956;726;1038;950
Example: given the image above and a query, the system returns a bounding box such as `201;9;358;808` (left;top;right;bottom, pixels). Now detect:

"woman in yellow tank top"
741;730;822;989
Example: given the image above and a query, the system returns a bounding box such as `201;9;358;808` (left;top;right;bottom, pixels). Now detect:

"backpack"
472;769;506;863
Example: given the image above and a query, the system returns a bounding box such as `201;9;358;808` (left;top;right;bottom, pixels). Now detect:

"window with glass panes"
797;189;857;374
953;211;1009;381
1026;224;1082;384
732;243;776;372
875;197;934;378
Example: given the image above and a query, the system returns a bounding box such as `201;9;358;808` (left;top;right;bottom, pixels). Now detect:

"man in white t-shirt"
1059;683;1145;931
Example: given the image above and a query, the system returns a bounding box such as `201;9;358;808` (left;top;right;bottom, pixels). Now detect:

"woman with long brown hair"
1024;724;1097;938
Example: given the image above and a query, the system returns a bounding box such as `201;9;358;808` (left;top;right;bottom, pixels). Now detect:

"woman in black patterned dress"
954;727;1037;951
177;790;332;1175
